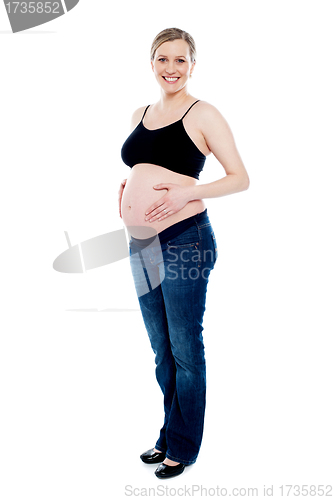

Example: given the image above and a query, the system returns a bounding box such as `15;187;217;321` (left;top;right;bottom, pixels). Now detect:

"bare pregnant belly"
121;164;206;239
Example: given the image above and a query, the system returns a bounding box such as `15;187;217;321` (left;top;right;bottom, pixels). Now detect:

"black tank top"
121;100;206;180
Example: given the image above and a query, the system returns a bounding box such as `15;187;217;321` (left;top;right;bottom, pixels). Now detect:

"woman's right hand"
118;178;127;218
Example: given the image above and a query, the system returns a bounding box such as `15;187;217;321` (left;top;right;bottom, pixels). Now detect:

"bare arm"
188;103;250;201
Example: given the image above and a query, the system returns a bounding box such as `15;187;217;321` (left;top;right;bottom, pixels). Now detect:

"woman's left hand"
145;183;192;222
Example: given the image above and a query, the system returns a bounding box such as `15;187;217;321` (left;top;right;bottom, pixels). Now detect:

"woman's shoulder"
192;100;231;135
194;100;226;121
130;105;150;130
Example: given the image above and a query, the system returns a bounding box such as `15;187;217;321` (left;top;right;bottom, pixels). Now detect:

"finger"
158;210;174;221
153;183;170;190
145;201;166;218
146;212;160;222
145;203;161;216
146;204;168;221
147;207;169;222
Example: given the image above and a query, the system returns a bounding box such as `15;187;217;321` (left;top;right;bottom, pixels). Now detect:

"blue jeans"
129;209;218;465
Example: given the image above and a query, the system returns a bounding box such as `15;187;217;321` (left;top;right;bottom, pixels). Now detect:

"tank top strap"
181;100;200;120
141;105;150;121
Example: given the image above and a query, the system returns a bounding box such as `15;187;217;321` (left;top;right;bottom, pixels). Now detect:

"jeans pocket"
211;231;218;264
166;225;199;249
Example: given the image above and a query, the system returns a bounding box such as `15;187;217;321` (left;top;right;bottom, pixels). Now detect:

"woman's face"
151;39;195;94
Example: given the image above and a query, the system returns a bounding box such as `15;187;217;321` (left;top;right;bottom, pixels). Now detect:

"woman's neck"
158;87;193;112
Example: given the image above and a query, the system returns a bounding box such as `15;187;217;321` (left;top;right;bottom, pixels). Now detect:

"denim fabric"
129;209;218;465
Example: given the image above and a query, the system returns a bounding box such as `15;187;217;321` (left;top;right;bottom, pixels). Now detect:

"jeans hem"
165;452;197;466
154;444;167;453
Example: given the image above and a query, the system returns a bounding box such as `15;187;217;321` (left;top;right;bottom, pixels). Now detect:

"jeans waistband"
131;209;209;248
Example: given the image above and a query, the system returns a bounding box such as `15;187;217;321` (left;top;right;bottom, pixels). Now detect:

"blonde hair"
150;28;196;63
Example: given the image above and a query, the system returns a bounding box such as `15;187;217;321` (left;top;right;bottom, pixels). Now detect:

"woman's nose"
166;63;176;74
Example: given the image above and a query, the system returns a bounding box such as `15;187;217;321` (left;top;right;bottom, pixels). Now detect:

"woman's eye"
158;58;185;63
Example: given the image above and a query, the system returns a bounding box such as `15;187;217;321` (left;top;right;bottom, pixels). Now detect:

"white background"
1;0;333;498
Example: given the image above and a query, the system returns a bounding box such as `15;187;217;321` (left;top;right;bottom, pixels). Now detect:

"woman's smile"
162;76;180;83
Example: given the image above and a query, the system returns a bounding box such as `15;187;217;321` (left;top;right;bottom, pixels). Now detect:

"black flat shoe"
155;462;186;479
140;448;166;464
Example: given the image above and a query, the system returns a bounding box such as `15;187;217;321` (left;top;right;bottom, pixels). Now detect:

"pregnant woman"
119;27;250;479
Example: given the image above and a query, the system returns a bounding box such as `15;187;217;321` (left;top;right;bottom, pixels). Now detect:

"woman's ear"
151;60;154;72
190;60;196;76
